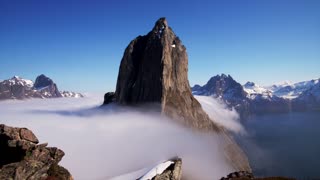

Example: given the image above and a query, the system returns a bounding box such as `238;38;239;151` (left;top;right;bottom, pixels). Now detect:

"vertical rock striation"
103;17;251;171
108;18;218;131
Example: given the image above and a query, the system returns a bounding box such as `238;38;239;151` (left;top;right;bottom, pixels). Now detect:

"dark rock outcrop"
0;124;72;180
103;92;115;105
220;171;254;180
220;171;296;180
33;74;62;98
103;18;251;171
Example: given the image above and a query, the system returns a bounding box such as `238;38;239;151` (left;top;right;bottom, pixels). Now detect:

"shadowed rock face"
103;17;251;171
107;18;219;131
34;74;62;97
0;124;72;180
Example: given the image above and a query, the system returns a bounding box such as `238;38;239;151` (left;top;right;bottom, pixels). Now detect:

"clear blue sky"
1;0;319;92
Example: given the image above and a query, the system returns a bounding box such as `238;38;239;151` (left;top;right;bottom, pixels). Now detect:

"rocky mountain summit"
0;124;72;179
103;18;251;172
0;75;83;100
192;74;320;115
193;74;250;116
108;17;219;132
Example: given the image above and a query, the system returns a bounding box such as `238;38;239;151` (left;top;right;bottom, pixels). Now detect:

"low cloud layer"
0;95;243;180
195;95;246;134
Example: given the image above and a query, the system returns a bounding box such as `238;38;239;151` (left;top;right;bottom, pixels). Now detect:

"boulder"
0;124;72;180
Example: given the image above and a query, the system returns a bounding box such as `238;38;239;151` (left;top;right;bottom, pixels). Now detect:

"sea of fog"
1;95;318;179
0;95;244;180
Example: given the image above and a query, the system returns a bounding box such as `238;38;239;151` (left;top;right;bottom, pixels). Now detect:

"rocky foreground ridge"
0;74;83;100
0;124;72;180
103;17;251;172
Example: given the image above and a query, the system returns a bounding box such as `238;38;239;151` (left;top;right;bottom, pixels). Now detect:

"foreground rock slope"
138;158;182;180
0;124;72;180
103;17;251;171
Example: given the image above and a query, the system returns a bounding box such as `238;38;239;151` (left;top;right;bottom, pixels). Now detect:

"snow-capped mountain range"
244;79;320;100
0;75;83;100
192;74;320;115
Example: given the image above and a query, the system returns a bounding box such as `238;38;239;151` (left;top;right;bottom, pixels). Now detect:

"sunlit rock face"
103;17;251;171
106;18;218;131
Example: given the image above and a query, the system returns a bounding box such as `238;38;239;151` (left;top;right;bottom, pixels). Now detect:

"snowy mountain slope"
243;82;273;100
3;76;34;88
0;75;83;100
192;74;320;114
268;79;320;99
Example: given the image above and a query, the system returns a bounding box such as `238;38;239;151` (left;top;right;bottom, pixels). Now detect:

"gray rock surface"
0;124;73;180
106;18;220;131
103;18;251;171
153;158;182;180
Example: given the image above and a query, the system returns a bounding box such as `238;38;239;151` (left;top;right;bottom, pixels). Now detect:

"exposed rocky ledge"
0;124;72;180
138;158;182;180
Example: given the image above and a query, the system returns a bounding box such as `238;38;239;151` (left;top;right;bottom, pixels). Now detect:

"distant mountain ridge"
0;74;83;100
192;74;320;115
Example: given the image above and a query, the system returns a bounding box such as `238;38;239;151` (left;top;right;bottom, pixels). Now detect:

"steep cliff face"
104;18;251;171
110;18;219;131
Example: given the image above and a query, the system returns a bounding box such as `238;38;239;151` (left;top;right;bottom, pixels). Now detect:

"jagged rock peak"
103;18;251;171
12;76;21;79
34;74;54;88
153;17;168;31
107;17;219;131
34;74;62;97
244;81;255;87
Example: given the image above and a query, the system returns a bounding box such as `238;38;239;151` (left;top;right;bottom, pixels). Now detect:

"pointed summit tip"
154;17;168;29
12;76;20;79
155;17;167;25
